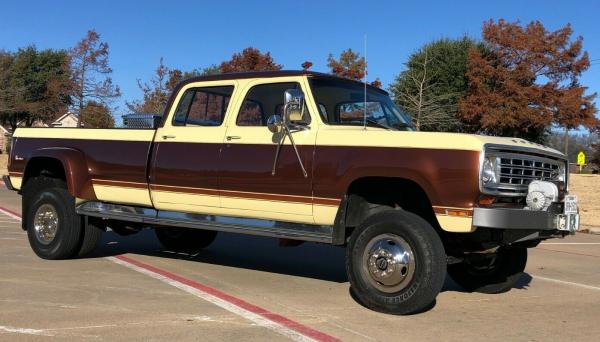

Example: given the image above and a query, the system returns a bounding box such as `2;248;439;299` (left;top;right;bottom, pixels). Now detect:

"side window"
237;82;311;126
172;86;234;126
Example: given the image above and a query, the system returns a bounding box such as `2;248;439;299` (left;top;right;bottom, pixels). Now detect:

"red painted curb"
0;206;341;341
0;205;21;218
115;255;341;342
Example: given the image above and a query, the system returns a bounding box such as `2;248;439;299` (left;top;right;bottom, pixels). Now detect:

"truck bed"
9;128;156;206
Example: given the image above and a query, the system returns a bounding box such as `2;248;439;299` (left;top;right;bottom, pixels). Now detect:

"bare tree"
393;48;458;130
70;30;120;127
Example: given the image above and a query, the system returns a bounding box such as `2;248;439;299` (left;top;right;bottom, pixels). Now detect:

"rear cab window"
172;86;234;126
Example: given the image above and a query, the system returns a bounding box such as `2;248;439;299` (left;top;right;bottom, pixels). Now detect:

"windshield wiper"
344;119;394;130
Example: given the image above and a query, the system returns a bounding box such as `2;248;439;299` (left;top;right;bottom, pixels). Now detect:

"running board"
76;201;334;244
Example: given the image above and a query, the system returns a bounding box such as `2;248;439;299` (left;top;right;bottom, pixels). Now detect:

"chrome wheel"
362;233;415;293
33;204;59;245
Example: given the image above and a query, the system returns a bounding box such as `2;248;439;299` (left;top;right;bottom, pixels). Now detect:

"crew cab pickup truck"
4;70;579;315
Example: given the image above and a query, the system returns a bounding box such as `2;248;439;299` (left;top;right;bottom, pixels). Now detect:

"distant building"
0;125;10;153
51;112;79;127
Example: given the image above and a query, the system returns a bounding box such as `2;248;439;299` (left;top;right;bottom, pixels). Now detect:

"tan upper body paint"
10;75;564;233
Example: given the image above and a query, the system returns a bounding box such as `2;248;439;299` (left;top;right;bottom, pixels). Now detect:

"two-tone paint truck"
4;70;579;314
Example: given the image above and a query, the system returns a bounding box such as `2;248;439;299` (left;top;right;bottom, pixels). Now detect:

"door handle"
226;136;241;141
162;135;176;139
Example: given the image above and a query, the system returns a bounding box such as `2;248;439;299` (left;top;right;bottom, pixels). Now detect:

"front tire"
23;177;82;260
346;210;446;315
448;247;527;294
155;228;217;253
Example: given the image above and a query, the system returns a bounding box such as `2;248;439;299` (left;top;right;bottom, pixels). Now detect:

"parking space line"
109;255;340;342
540;243;600;245
532;275;600;291
0;325;52;336
0;205;340;342
536;247;600;258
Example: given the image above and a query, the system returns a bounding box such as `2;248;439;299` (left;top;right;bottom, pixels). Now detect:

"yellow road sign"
577;151;586;165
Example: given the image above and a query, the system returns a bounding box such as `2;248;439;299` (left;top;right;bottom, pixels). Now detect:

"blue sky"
1;0;599;120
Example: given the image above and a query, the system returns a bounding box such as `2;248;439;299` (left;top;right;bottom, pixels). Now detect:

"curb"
580;226;600;235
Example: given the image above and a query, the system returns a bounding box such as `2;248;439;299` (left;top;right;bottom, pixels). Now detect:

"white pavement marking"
108;256;320;342
0;325;53;336
540;242;600;245
0;209;337;342
532;275;600;291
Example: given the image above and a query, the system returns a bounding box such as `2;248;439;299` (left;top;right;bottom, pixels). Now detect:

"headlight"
556;164;566;182
481;157;496;184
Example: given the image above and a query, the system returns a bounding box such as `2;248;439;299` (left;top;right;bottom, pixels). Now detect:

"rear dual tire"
23;177;103;260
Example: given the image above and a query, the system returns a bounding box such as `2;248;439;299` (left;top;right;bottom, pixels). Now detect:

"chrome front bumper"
473;207;579;233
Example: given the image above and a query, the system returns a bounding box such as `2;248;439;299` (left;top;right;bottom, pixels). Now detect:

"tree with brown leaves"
70;30;120;127
301;61;313;70
219;47;282;73
128;59;220;115
127;57;171;114
370;79;382;88
327;49;366;81
460;19;598;142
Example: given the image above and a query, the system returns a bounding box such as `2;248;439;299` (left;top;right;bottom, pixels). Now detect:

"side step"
76;201;334;244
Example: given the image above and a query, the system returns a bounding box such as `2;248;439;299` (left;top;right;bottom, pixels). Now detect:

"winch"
525;180;559;211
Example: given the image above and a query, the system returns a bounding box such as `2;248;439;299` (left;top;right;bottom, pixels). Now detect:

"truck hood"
317;127;565;158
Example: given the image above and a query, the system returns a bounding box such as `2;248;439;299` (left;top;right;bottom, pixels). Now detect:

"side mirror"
283;89;305;122
267;114;283;133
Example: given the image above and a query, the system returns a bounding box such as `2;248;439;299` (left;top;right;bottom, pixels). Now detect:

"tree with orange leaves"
301;61;313;70
327;49;365;81
460;19;597;142
219;47;282;73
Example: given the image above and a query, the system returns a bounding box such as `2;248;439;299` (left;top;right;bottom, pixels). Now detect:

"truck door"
149;81;237;213
218;78;317;223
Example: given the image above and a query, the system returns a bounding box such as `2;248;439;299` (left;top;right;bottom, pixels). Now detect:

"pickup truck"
4;70;579;315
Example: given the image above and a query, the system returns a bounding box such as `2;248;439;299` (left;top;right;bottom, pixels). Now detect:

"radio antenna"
363;34;367;130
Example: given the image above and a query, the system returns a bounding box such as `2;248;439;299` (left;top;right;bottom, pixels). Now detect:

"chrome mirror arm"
284;125;308;178
270;124;308;178
271;131;285;176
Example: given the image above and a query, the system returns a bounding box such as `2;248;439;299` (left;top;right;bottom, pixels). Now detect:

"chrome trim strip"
76;201;333;243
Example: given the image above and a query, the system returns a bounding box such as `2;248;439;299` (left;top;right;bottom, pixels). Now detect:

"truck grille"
498;156;560;186
482;147;566;196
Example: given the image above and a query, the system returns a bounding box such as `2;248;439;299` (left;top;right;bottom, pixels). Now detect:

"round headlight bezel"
481;157;496;184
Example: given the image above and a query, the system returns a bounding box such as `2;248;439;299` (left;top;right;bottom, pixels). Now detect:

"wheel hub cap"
363;234;415;293
33;204;59;245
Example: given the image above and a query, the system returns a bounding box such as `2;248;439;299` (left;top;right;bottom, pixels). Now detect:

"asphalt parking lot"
1;187;599;341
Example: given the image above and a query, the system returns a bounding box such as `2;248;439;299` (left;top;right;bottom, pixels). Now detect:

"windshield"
309;77;414;130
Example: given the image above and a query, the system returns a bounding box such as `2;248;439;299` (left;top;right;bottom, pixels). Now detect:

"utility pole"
564;127;569;158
